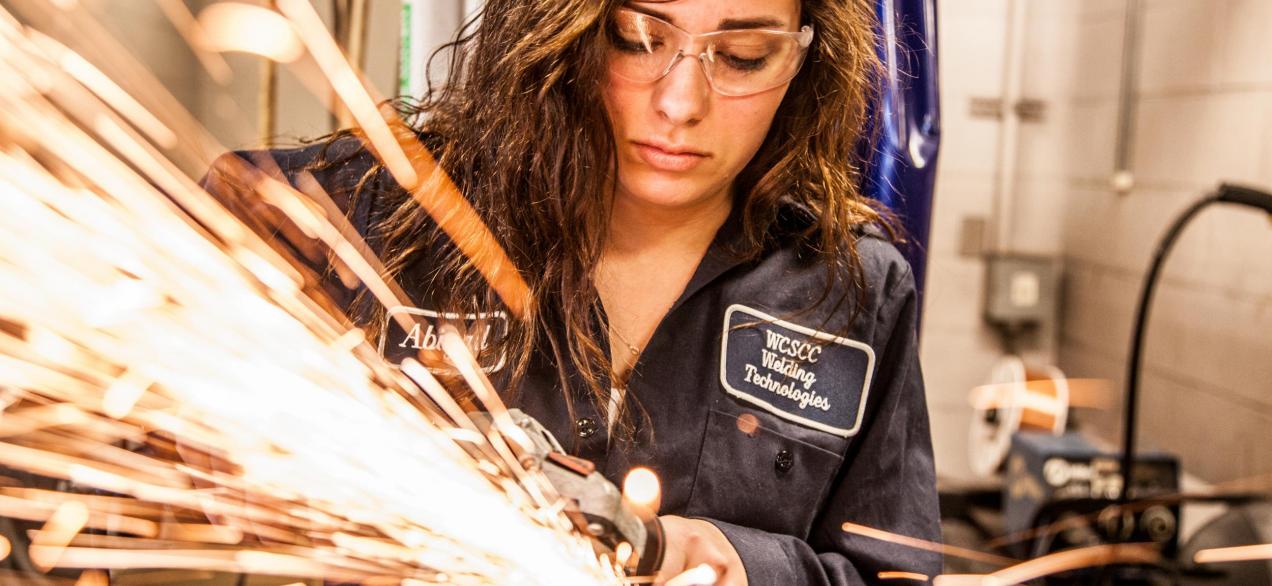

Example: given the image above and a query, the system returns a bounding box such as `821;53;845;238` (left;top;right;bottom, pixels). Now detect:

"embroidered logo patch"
378;306;508;372
719;304;874;437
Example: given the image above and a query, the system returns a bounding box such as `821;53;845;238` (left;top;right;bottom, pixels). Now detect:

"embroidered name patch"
719;304;875;437
378;306;508;372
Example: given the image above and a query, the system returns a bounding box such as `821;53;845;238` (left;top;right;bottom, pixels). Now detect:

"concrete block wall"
922;0;1016;482
1015;0;1272;484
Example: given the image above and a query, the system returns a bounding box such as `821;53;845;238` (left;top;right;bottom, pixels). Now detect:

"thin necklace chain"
607;324;642;357
597;260;684;362
605;300;677;359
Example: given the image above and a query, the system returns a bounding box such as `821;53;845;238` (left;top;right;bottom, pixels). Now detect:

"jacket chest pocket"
684;408;844;539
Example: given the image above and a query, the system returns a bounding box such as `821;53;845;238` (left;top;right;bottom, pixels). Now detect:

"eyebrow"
718;16;787;30
626;5;789;31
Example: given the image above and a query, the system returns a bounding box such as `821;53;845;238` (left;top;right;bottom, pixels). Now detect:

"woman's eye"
711;40;776;72
615;36;661;53
718;52;769;72
611;29;662;53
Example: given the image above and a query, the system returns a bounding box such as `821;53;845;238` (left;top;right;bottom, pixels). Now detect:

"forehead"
626;0;801;32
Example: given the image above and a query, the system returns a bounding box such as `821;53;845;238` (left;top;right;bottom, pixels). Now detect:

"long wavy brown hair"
326;0;890;442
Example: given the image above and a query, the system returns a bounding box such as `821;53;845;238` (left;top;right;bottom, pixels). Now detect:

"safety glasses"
604;8;815;97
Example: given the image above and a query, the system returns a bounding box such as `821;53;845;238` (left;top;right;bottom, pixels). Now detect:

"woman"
205;0;940;583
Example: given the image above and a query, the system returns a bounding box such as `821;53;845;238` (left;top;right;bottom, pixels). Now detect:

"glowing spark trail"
0;1;620;583
263;0;533;317
1194;543;1272;565
933;543;1161;585
841;522;1016;567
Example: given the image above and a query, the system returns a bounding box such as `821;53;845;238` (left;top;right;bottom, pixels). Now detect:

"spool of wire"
969;356;1070;477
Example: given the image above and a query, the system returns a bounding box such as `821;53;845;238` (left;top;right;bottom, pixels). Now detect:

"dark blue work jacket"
202;137;941;585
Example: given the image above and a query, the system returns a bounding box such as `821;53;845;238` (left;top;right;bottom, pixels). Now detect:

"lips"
632;141;708;172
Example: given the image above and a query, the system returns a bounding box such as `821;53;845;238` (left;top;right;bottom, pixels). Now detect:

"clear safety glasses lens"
605;9;814;97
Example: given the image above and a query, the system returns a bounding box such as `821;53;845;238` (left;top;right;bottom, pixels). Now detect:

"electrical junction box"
983;254;1060;330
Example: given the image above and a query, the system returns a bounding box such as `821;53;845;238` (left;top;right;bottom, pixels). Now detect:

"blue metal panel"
862;0;941;307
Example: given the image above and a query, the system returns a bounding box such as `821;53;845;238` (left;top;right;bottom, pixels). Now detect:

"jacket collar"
670;199;818;312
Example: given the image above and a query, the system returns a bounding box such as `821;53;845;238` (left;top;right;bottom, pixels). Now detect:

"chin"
616;168;728;211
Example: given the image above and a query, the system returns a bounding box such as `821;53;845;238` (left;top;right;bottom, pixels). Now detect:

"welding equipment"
946;183;1272;584
968;357;1070;479
1118;183;1272;584
1118;183;1272;506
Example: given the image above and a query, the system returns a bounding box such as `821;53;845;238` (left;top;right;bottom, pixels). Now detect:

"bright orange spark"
266;0;533;317
30;501;92;571
968;378;1112;411
272;0;415;186
878;570;930;581
842;522;1016;567
935;544;1161;584
989;543;1159;584
622;467;662;521
1194;543;1272;564
0;2;619;583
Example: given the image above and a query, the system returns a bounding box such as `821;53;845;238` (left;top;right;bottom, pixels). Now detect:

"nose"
651;52;711;127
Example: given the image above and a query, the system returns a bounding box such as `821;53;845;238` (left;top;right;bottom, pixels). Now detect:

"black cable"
1118;183;1272;506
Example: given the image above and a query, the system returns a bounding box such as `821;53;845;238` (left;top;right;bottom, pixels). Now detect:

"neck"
605;188;733;257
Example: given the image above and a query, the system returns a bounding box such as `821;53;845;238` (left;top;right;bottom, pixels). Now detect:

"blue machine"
862;0;941;305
